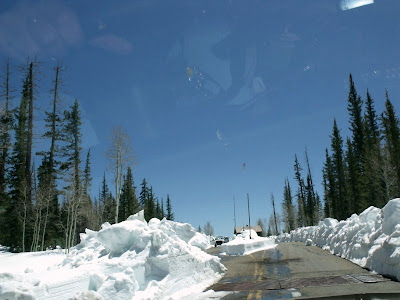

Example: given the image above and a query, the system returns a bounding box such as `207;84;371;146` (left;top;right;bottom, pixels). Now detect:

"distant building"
234;225;262;236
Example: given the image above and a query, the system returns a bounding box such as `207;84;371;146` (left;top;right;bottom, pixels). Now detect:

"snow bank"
278;198;400;281
221;229;276;255
0;211;226;300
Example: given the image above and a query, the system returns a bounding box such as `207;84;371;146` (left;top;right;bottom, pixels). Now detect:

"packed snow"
278;198;400;281
0;211;226;300
221;229;276;255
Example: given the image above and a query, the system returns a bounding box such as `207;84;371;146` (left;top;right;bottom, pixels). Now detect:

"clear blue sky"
1;0;400;236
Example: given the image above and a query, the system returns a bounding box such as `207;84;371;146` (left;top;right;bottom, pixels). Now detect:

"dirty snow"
0;211;226;299
221;229;276;255
278;198;400;281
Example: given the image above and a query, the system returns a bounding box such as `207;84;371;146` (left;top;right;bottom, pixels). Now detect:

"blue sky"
1;0;400;236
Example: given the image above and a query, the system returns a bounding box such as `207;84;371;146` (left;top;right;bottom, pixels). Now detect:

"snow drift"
278;198;400;281
221;229;276;255
0;211;226;300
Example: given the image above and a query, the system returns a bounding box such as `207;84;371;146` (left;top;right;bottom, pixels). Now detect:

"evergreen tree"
118;174;128;222
314;192;323;221
304;149;318;225
347;74;365;162
160;197;165;219
0;59;12;199
0;60;13;246
345;137;361;213
293;154;306;226
61;100;83;247
381;91;400;198
139;178;148;209
101;173;115;223
119;167;139;222
362;90;385;208
166;194;174;221
145;186;155;221
25;62;37;215
34;64;65;249
155;198;161;219
346;74;364;213
76;149;93;238
282;178;295;231
330;119;348;220
61;100;82;196
5;77;31;251
323;149;335;218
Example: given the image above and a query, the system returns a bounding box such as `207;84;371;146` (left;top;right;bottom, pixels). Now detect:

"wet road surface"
206;242;400;299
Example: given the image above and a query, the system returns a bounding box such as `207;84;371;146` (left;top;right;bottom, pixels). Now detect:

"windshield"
0;0;399;238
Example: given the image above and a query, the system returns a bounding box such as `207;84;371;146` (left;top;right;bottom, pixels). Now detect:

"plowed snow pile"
278;198;400;281
0;211;226;300
221;229;276;255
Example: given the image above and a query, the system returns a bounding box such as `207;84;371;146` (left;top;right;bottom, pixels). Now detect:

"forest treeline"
278;74;400;234
0;59;174;252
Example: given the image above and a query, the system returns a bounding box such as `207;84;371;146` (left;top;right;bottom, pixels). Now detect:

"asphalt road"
206;242;400;299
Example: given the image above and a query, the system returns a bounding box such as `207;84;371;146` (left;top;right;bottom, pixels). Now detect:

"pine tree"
323;149;335;218
314;192;322;221
25;62;37;216
139;178;148;209
166;194;174;221
155;198;161;219
0;60;13;246
282;178;295;231
381;91;400;198
119;167;139;222
293;154;306;226
0;59;12;199
118;174;128;222
160;197;165;219
76;149;93;238
304;149;318;225
4;77;30;250
362;89;385;208
346;74;365;213
330;119;348;220
345;137;361;214
145;186;155;221
62;100;82;195
61;100;83;249
101;173;115;223
34;64;65;250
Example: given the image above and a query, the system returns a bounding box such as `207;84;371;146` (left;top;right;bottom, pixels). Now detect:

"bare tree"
62;169;84;253
106;126;134;224
203;221;214;236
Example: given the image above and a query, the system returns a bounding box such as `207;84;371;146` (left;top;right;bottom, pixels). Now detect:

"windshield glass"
0;0;398;238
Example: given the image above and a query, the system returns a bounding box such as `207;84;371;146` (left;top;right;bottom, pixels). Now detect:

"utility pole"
247;193;251;239
233;196;237;229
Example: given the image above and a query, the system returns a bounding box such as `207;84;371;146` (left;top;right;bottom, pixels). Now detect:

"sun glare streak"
340;0;374;11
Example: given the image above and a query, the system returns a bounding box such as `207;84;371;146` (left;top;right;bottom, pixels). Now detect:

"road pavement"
206;242;400;299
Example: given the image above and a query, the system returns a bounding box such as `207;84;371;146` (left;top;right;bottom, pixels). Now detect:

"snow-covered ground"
278;198;400;281
0;211;226;300
221;229;276;255
2;199;399;299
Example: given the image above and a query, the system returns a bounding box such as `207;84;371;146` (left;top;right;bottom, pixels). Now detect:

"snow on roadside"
0;211;226;300
278;198;400;281
221;229;276;255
